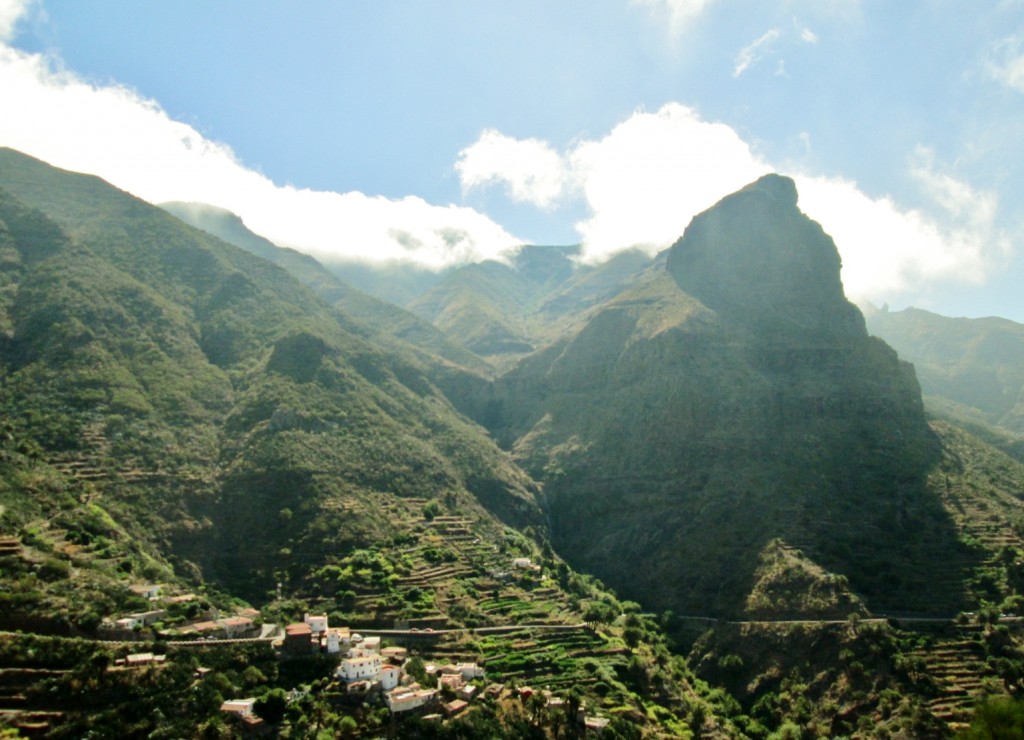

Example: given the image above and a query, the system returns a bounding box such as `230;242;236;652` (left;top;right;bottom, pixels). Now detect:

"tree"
623;626;644;650
583;601;617;628
254;688;287;724
527;691;548;725
959;696;1024;739
422;501;441;520
404;656;429;686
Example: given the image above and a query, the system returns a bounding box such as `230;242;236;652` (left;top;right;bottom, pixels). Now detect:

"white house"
304;613;328;634
325;628;351;654
438;672;463;690
361;635;381;654
380;664;402;691
381;646;407;662
454;662;485;681
129;609;167;626
217;616;254;638
386;686;437;713
337;653;384;682
129;584;162;600
220;698;256;717
116;616;142;630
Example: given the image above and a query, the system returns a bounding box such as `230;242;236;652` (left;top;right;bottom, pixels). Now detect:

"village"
94;553;615;735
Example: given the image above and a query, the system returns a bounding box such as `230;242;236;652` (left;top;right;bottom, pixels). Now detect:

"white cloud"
0;26;520;269
631;0;715;33
568;105;769;260
455;129;570;209
795;173;998;304
458;103;1005;306
986;32;1024;92
0;0;32;42
458;104;769;261
733;29;781;77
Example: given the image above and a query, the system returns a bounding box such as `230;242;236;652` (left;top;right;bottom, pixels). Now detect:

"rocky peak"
666;173;864;338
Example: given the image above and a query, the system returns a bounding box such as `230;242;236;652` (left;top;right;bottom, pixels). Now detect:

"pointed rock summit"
488;174;956;619
666;173;864;338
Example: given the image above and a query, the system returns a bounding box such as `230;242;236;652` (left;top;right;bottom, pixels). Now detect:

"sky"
1;0;1023;320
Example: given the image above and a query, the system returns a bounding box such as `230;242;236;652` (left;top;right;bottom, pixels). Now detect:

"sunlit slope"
866;305;1024;439
0;148;541;603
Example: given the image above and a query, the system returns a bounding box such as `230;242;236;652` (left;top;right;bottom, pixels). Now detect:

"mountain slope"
484;174;972;619
159;201;493;375
0;149;541;605
865;305;1024;438
408;245;653;371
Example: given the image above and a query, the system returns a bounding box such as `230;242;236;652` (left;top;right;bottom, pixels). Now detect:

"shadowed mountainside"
479;175;974;618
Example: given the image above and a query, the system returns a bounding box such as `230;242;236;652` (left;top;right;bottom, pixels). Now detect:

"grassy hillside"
160;201;493;376
0;149;540;608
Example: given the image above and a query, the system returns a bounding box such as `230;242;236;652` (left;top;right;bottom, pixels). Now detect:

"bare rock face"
666;173;864;339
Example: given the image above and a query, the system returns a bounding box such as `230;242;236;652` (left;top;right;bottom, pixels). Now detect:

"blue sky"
2;0;1023;320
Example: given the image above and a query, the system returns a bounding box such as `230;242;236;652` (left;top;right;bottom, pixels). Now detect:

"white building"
220;698;256;717
380;664;402;691
386;687;437;713
325;628;351;654
361;635;381;654
337;652;384;682
381;646;407;662
304;613;328;634
454;662;485;681
129;584;162;600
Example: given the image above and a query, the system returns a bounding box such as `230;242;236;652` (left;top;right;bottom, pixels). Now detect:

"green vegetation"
8;152;1024;736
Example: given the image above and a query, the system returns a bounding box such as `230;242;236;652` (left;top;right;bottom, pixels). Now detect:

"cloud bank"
0;0;1008;307
457;103;1006;306
0;0;520;269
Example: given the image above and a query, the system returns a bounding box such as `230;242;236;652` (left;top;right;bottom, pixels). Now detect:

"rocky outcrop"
488;175;966;618
666;174;864;340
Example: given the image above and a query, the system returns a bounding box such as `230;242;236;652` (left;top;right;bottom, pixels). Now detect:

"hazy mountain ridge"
160;200;494;376
405;245;656;372
865;304;1024;441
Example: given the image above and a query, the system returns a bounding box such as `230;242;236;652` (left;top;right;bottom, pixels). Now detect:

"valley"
3;148;1024;737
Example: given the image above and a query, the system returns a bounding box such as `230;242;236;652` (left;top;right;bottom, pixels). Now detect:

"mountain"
480;174;978;619
407;245;654;371
10;150;1024;736
0;148;540;606
865;305;1024;442
160;201;494;376
0;150;764;739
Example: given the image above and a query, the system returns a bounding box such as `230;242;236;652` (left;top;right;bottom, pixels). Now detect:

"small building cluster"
280;614;487;717
283;613;354;654
100;583;248;638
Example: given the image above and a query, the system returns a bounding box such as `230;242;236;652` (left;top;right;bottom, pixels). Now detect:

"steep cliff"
489;175;969;617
